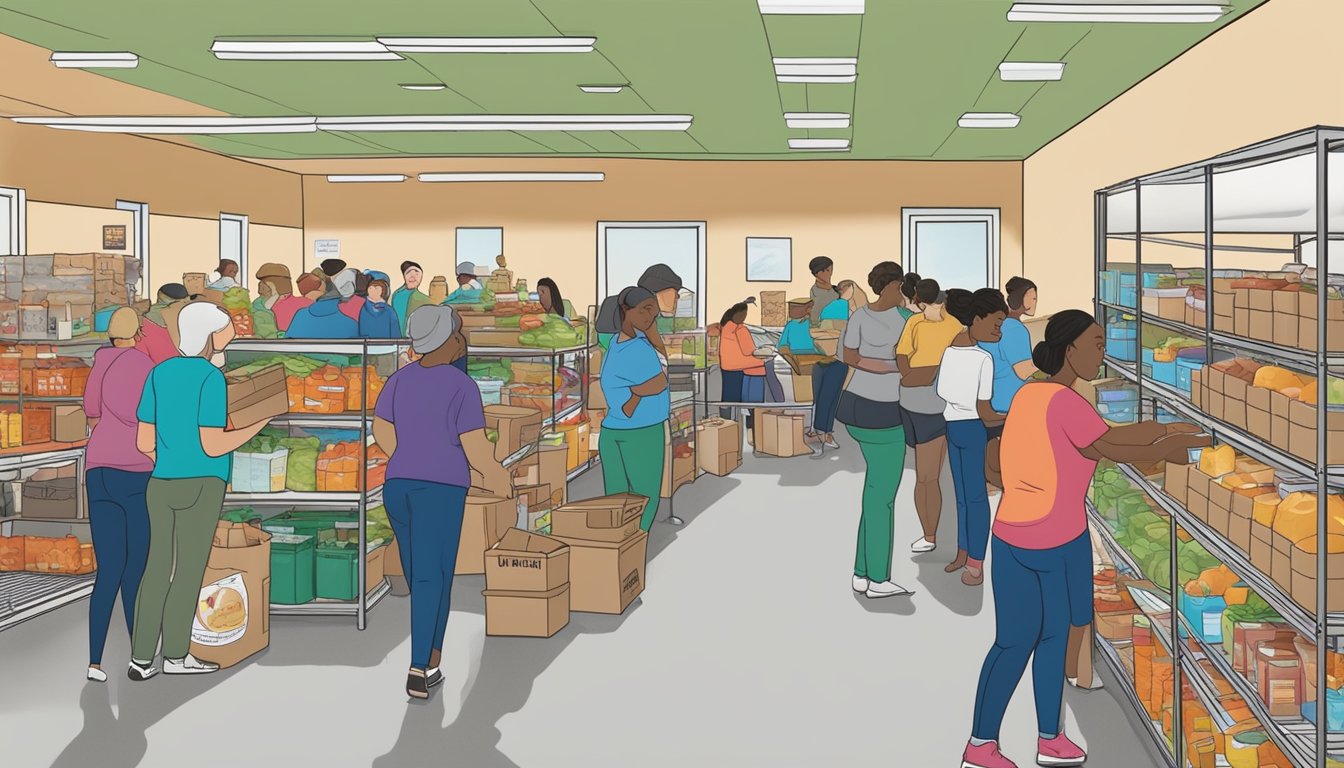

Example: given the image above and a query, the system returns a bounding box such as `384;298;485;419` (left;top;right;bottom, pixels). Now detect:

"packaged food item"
1199;445;1235;477
303;365;347;414
1256;638;1303;718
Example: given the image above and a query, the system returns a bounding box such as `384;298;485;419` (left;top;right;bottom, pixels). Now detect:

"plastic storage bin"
316;544;359;600
1179;591;1227;643
1176;358;1203;394
270;533;316;605
1096;388;1138;424
477;378;505;406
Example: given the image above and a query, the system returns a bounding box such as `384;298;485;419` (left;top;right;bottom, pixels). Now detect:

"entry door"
903;209;1000;291
598;222;706;324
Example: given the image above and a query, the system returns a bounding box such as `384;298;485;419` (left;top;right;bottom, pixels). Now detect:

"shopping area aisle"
0;436;1163;768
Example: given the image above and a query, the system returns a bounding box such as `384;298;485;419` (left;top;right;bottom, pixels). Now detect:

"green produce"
519;315;585;348
222;287;252;311
1177;540;1219;586
261;430;319;492
468;358;512;383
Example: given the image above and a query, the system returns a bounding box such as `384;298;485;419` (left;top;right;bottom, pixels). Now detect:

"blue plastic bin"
1178;592;1227;643
1106;338;1135;362
1176;358;1202;393
1118;285;1137;308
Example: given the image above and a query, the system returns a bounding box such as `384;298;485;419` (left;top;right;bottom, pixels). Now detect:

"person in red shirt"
962;310;1207;768
135;283;188;364
255;263;311;333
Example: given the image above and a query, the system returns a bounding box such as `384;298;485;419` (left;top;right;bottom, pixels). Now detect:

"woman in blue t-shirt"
598;287;671;531
978;277;1038;489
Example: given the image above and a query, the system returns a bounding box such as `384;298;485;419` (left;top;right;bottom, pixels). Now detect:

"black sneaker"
127;659;159;682
426;667;443;689
406;670;429;700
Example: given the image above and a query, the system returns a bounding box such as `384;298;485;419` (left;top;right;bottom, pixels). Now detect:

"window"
598;222;707;325
903;208;1001;292
220;213;248;288
0;187;26;257
456;227;503;276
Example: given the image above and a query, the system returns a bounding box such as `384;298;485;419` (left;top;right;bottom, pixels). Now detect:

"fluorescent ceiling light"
378;37;595;53
1006;3;1228;23
958;112;1021;129
774;57;857;76
784;112;851;129
211;40;402;61
998;61;1065;81
579;85;626;94
327;174;407;183
399;83;446;91
50;52;138;69
788;138;850;151
758;0;864;13
418;172;605;183
318;114;692;132
10;116;318;134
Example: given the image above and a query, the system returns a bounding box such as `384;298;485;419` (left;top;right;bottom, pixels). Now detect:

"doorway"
220;213;249;288
597;222;706;324
902;208;1001;291
116;200;148;295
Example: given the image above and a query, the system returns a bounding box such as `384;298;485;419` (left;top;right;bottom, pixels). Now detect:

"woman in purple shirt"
82;308;155;683
373;304;511;700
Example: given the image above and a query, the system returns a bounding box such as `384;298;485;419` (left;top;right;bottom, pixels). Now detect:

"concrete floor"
0;433;1164;768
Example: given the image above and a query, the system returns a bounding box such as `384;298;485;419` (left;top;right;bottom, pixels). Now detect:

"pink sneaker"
962;740;1018;768
1037;734;1087;766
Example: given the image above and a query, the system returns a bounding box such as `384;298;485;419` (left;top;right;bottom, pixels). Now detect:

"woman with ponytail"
980;277;1039;491
962;310;1208;768
717;298;767;435
598;287;671;531
937;289;1009;587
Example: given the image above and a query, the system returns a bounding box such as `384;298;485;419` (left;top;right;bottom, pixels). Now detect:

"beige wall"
25;202;134;256
1024;0;1340;316
301;159;1023;320
146;215;304;294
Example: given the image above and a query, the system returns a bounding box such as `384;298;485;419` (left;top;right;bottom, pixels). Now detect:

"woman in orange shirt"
719;301;767;434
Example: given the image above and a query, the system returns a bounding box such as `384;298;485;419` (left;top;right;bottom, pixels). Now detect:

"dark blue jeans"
946;419;991;561
86;468;151;665
971;533;1093;741
810;362;847;434
384;478;467;670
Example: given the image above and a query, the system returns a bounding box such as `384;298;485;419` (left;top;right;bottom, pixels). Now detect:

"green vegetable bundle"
519;316;584;348
222;287;253;310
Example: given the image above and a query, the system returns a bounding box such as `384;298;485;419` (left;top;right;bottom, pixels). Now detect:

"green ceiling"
0;0;1266;160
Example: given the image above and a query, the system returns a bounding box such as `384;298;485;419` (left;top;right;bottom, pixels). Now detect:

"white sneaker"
911;537;937;553
866;581;914;598
127;659;158;682
822;436;840;450
852;575;870;593
1068;676;1104;691
86;666;108;683
163;654;220;675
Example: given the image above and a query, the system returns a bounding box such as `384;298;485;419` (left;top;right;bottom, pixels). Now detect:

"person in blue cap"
359;270;401;339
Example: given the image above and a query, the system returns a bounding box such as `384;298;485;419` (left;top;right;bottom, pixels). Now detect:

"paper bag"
190;522;271;668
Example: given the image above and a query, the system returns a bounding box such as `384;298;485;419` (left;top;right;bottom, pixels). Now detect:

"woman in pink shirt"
962;311;1206;768
82;308;156;683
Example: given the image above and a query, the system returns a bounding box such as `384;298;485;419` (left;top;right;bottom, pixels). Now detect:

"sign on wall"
102;225;127;250
745;237;792;282
315;239;340;259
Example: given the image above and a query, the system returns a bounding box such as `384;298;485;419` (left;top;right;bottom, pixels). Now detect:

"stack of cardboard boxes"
759;291;787;327
483;528;572;637
1192;362;1343;465
0;254;140;340
753;410;811;458
550;494;649;615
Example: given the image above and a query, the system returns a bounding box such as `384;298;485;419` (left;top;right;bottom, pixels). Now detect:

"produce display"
1092;465;1221;592
316;441;388;492
231;355;385;414
221;287;256;338
518;314;586;348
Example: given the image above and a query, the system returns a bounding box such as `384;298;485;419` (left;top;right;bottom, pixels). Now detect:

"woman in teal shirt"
599;287;671;531
129;302;274;680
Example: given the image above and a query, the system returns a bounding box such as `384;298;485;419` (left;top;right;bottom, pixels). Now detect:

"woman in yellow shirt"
895;276;964;560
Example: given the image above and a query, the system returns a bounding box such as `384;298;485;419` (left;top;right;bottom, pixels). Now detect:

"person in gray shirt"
808;256;840;327
835;261;914;601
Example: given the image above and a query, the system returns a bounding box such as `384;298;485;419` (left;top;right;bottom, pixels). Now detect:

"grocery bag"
190;522;271;668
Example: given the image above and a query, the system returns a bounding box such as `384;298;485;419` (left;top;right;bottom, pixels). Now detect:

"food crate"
270;533;316;605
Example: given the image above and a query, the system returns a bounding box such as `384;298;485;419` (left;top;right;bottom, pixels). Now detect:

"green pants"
599;422;667;531
131;477;226;661
845;424;908;583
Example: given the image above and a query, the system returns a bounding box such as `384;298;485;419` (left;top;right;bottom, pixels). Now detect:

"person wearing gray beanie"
371;302;509;700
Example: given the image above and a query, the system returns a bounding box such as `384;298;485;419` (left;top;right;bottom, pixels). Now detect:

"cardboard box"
365;545;386;593
52;404;86;443
1164;462;1190;506
1187;481;1209;523
486;528;571;592
696;418;742;476
551;493;646;543
538;445;568;505
1222;374;1248;404
1250;521;1274;574
1229;493;1253;554
225;364;289;429
21;477;78;518
1248;309;1274;342
1205;391;1225;423
455;493;517;575
190;522;271;669
1290;542;1344;612
553;530;648;614
1207;483;1233;537
1272;532;1295;589
1274;312;1299;348
1270;391;1293;449
1222;396;1247;430
754;409;811;458
1248;289;1277;313
789;372;812;403
813;330;840;357
702;451;742;477
1299;294;1344;322
1247;404;1272;442
468;328;523;347
1190;368;1203;410
182;273;207;296
484;405;543;462
1287;399;1344;464
483;584;571;637
1234;308;1251;338
1274;289;1301;316
1213;313;1235;333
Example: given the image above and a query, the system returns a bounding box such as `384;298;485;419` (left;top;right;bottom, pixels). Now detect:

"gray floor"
0;432;1164;768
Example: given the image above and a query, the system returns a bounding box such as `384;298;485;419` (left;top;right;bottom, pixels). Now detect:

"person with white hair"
127;302;275;681
372;304;511;700
331;267;365;323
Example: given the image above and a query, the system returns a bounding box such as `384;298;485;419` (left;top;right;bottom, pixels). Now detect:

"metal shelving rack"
1094;127;1344;767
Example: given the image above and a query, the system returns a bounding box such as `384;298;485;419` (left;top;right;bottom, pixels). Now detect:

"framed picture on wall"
745;237;791;282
